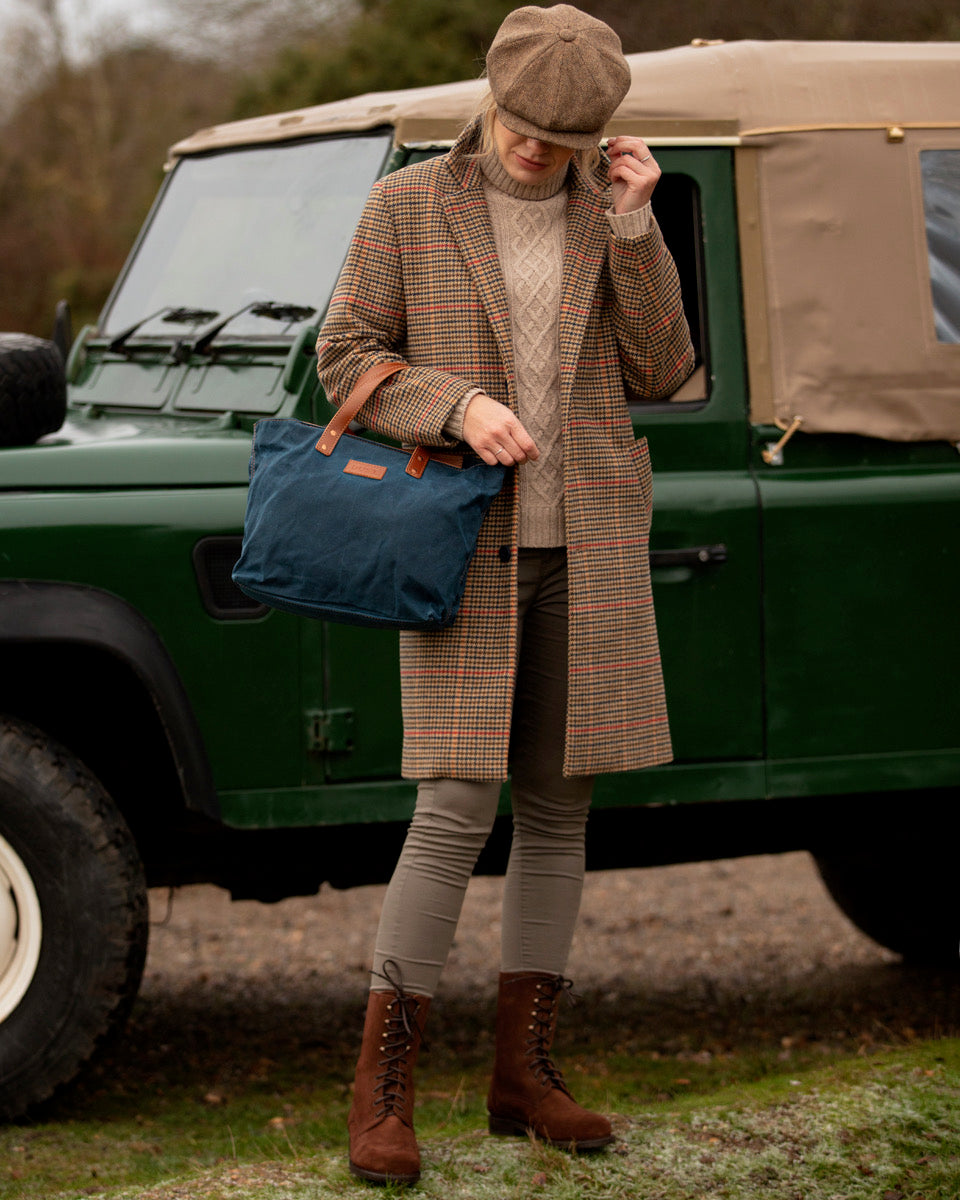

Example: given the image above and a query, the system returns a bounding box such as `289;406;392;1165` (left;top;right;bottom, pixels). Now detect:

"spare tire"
0;332;67;447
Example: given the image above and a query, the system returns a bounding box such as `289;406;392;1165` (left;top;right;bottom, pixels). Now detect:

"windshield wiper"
190;300;316;355
107;306;220;353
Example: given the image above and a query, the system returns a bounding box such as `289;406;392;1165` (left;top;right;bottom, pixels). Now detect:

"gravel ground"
143;851;895;999
133;852;958;1068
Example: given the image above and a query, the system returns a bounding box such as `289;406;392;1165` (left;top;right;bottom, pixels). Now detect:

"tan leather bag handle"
315;361;406;456
315;361;464;478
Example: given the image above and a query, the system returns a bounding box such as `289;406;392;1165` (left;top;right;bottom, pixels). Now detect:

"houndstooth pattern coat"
317;123;694;781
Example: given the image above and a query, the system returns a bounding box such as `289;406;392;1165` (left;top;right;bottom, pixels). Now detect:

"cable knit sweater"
446;150;653;547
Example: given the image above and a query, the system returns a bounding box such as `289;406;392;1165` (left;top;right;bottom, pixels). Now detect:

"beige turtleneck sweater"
446;151;652;547
483;151;568;546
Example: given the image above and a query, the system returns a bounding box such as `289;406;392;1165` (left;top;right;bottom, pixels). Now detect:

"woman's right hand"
462;393;539;466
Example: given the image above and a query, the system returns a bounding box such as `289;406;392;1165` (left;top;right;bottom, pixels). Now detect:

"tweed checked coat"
316;122;694;781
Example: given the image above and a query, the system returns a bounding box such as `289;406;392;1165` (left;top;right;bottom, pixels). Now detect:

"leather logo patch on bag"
344;459;387;480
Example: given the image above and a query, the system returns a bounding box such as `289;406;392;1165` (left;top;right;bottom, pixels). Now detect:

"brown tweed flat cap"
486;4;631;149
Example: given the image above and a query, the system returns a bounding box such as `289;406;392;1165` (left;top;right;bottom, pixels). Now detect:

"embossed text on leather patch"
344;459;387;480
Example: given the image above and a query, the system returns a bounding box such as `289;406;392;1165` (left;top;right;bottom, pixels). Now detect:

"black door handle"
649;543;727;568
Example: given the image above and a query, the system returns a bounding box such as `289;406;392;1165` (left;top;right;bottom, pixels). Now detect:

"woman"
317;4;694;1185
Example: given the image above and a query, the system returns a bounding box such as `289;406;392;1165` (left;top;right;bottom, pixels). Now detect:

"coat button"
498;546;511;564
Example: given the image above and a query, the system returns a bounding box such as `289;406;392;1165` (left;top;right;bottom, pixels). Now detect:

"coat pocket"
629;435;653;511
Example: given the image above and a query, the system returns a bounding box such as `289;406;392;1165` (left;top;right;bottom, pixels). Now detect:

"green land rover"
1;40;958;1119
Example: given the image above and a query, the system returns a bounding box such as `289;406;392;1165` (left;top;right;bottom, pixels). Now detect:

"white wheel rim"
0;832;42;1024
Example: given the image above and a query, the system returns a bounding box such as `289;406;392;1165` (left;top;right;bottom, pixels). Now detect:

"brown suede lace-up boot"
487;971;614;1150
348;963;431;1185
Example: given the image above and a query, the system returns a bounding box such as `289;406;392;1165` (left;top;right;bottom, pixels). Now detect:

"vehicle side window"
920;149;960;344
650;173;707;405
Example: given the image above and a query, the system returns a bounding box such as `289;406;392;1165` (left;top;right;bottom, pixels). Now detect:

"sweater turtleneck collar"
479;150;570;201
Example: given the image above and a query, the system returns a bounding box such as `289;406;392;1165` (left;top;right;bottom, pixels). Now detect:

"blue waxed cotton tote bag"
232;362;506;629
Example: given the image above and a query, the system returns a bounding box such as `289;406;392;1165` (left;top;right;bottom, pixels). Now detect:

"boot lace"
524;974;575;1098
371;960;425;1120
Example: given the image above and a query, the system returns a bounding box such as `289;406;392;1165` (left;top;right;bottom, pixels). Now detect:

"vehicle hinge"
306;708;355;754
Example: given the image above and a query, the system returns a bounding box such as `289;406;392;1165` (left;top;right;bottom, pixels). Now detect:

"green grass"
2;1037;958;1199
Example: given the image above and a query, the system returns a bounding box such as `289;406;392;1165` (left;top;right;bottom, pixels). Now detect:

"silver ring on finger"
640;154;651;162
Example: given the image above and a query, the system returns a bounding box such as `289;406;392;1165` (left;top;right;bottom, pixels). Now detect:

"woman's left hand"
607;137;660;215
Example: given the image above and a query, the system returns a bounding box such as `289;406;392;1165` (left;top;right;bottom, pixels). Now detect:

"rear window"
920;149;960;344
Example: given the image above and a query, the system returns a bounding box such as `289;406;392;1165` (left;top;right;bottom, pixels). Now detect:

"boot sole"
349;1159;421;1185
488;1114;614;1151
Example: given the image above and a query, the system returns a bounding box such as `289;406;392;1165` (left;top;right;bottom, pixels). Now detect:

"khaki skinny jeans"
371;548;594;996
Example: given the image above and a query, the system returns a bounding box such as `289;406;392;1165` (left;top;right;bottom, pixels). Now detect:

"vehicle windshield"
99;133;393;341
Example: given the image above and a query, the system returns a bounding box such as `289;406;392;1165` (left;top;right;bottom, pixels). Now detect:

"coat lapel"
441;157;516;389
559;165;610;403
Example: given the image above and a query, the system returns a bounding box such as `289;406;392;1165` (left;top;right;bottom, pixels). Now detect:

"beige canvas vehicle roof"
171;41;960;443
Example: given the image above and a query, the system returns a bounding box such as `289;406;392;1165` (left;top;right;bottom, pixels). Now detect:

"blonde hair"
470;91;601;175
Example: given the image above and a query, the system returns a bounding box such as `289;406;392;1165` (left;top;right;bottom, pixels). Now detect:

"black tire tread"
0;716;148;1120
814;847;957;969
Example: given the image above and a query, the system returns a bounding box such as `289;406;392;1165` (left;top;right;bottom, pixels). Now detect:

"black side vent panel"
192;536;269;620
